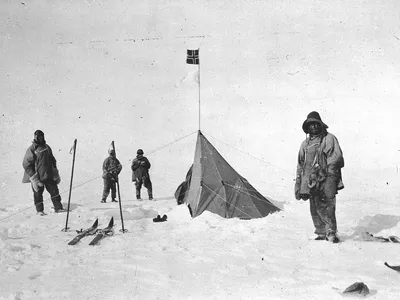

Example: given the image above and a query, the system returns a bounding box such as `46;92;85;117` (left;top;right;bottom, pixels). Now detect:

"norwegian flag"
186;49;199;65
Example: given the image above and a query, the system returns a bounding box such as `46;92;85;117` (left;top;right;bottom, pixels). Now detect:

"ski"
384;262;400;272
68;219;99;245
89;217;114;246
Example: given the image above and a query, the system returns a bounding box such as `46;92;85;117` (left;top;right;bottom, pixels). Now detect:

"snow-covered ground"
1;0;400;299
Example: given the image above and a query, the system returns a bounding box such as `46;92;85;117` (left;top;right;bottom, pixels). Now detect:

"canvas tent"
175;131;281;219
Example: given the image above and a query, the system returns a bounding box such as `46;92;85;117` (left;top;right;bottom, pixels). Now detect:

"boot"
326;232;340;243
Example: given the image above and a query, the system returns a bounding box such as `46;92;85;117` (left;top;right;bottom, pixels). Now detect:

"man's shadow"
342;214;400;241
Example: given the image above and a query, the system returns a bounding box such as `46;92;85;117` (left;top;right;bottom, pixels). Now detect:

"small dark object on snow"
389;236;400;243
342;282;369;296
362;232;400;243
385;262;400;272
153;214;167;223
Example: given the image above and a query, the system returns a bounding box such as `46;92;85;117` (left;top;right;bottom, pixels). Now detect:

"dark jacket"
131;155;151;182
102;156;122;179
22;141;57;183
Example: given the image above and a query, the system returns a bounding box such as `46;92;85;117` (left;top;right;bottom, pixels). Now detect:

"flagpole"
62;138;77;232
198;48;201;131
111;141;128;233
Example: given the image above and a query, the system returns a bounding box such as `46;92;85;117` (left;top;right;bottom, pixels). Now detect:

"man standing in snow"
22;130;65;215
131;149;153;200
101;149;122;203
295;112;344;243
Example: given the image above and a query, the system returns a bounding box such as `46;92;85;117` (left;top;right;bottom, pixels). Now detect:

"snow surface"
1;0;400;299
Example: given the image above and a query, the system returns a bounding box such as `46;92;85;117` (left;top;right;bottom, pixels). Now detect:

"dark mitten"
53;166;61;184
294;180;301;200
30;173;43;192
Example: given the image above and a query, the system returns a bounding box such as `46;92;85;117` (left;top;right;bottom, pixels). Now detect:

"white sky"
1;0;400;299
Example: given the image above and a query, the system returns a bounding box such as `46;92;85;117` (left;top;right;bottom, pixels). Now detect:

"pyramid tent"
175;131;281;219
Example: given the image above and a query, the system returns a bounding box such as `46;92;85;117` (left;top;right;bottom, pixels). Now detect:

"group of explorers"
101;147;153;203
22;130;153;216
22;111;345;244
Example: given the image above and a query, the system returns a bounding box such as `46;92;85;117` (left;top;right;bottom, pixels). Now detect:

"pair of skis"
68;217;114;246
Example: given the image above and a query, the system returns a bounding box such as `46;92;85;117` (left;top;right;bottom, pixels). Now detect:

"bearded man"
22;130;65;215
101;148;122;203
131;149;153;200
295;112;344;243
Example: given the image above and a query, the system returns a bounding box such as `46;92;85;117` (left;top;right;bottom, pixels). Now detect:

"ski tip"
384;262;393;268
88;240;98;246
93;218;99;227
109;216;114;227
384;262;400;271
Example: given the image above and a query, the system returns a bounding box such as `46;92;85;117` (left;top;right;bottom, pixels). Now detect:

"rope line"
0;204;37;221
188;174;287;203
202;183;254;219
223;182;284;211
189;138;283;211
0;131;198;222
204;132;294;177
4;128;400;223
201;132;400;210
175;176;283;215
145;131;198;156
0;185;85;222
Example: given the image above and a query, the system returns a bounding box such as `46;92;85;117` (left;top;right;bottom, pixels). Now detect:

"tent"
175;131;281;219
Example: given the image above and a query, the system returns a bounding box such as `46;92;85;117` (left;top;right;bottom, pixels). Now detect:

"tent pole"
62;138;77;232
198;48;201;131
111;141;128;233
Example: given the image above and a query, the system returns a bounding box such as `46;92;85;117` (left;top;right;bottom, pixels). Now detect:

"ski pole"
62;138;77;232
111;141;128;233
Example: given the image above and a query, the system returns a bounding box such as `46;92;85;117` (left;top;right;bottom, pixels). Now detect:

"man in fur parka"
295;112;344;243
101;148;122;203
131;149;153;200
22;130;64;215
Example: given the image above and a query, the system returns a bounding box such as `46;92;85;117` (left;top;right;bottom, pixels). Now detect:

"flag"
69;140;76;154
186;49;199;65
108;142;114;152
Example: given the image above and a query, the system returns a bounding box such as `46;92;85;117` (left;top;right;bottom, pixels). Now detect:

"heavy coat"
22;141;57;183
131;155;151;182
296;132;344;198
102;156;122;179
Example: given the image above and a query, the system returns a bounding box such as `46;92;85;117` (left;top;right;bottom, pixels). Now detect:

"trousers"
102;178;116;201
135;176;153;198
32;180;63;212
309;174;338;236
